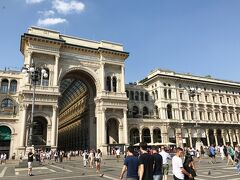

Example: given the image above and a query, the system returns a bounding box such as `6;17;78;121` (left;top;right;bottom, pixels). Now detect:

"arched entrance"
130;128;140;145
217;129;223;145
107;118;119;144
32;116;47;146
142;128;151;143
58;69;96;151
153;128;161;143
0;126;11;158
209;129;215;145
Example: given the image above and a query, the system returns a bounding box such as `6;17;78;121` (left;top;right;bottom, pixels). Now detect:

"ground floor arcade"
128;122;240;149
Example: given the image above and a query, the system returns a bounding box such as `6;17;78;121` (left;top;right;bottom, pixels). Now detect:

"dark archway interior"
107;118;119;144
58;70;96;151
32;116;47;146
0;126;11;158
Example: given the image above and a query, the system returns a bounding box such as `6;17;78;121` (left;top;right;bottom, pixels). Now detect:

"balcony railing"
21;84;59;93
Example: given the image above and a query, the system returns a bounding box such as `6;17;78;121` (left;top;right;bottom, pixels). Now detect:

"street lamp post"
22;63;48;147
188;87;203;150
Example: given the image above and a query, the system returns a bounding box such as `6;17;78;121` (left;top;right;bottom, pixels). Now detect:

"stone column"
221;129;226;145
25;50;32;65
20;105;27;147
139;128;143;142
102;108;107;145
119;125;123;144
229;129;233;146
150;127;154;143
236;129;240;145
51;106;57;148
121;65;125;93
176;128;183;148
101;62;105;91
214;129;218;146
123;109;128;144
188;129;193;148
53;55;59;86
206;129;210;146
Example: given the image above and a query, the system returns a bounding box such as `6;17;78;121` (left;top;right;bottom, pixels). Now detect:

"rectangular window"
215;112;218;121
223;113;226;121
182;110;185;120
220;97;223;103
191;111;194;120
208;112;211;120
227;98;230;104
197;95;200;101
205;95;208;102
213;96;216;103
180;93;183;100
199;112;203;120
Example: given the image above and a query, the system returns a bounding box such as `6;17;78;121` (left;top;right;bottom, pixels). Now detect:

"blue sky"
1;0;240;83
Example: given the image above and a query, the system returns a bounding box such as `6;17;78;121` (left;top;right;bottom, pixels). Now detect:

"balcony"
21;84;60;95
0;107;18;120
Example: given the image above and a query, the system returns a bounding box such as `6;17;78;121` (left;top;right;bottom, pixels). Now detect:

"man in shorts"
160;147;171;180
28;149;34;176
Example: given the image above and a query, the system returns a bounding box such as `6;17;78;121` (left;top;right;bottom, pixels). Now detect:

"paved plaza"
1;156;240;180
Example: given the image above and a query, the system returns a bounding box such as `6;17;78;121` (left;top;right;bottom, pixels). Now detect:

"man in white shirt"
160;147;171;180
172;147;192;180
116;148;121;162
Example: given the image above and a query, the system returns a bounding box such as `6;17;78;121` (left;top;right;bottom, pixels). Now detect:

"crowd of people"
118;142;240;180
3;142;240;179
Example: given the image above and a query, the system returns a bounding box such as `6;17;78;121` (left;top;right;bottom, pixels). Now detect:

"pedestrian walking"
138;142;154;180
95;149;104;177
160;146;171;180
82;150;88;168
172;147;192;180
152;146;163;180
226;144;235;166
27;149;34;176
119;146;139;180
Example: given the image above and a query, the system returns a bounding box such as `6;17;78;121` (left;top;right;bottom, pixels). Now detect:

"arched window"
106;76;111;91
164;89;167;99
153;128;161;143
155;90;158;99
126;90;129;98
1;98;13;108
130;91;134;100
135;91;139;101
1;79;9;93
167;104;172;119
143;106;149;116
145;92;149;101
140;92;144;101
142;128;151;143
132;106;139;118
112;76;117;92
9;80;17;93
130;128;140;144
168;89;172;99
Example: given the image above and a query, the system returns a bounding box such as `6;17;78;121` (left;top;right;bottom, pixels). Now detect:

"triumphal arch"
19;26;129;153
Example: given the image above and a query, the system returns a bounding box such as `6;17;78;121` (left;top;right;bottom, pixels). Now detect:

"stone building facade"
0;26;129;157
126;69;240;149
1;27;240;158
